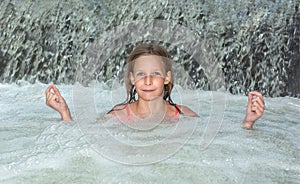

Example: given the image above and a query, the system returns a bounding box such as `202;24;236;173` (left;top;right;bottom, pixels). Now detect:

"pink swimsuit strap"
175;104;180;116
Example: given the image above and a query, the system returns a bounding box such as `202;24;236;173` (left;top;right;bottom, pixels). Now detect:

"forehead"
133;55;165;71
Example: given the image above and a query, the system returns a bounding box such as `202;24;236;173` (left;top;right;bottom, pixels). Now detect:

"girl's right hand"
45;85;72;122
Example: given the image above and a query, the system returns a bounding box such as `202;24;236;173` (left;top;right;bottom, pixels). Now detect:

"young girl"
45;44;265;128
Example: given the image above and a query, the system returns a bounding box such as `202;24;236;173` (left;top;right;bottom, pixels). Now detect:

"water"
0;0;299;183
0;82;299;183
0;0;299;96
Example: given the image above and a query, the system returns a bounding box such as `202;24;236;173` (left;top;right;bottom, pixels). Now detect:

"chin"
140;95;163;101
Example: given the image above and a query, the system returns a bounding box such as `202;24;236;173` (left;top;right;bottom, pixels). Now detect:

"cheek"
154;77;166;84
134;78;144;85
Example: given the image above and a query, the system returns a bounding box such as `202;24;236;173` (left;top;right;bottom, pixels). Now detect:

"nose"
144;75;153;85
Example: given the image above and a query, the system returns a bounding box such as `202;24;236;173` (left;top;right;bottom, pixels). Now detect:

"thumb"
247;93;253;110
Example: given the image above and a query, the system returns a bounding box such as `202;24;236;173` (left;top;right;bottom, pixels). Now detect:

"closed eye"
152;71;163;76
136;72;145;77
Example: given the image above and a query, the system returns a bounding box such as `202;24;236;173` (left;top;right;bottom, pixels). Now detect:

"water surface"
0;83;299;183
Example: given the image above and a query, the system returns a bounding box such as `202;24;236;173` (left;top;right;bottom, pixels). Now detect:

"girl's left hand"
243;91;265;128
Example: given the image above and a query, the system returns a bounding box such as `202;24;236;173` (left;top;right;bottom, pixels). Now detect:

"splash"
0;0;299;97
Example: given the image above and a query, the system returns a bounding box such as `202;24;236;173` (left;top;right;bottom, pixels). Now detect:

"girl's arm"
243;91;265;129
179;105;199;117
45;85;72;122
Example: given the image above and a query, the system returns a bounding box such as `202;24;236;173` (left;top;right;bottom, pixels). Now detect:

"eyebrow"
133;69;165;73
133;67;164;71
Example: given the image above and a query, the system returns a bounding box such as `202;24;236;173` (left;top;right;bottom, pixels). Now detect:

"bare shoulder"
178;105;199;117
108;104;127;115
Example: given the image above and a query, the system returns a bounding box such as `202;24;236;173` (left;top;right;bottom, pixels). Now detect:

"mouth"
142;89;155;92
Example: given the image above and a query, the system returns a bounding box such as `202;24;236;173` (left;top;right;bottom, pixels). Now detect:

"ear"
130;72;135;85
164;71;172;84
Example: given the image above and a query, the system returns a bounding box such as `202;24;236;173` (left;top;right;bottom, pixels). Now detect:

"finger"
54;95;59;102
247;92;257;113
49;94;60;106
52;85;62;98
250;91;264;107
249;91;264;102
45;84;55;95
247;93;253;107
46;93;53;105
252;97;265;110
251;101;264;115
251;107;264;117
46;91;54;102
47;93;56;104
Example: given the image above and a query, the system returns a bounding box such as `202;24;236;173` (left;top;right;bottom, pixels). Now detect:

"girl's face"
130;55;171;101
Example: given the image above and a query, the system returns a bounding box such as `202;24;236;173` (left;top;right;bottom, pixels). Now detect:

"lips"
142;89;155;92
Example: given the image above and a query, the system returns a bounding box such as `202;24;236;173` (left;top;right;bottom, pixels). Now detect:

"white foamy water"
0;82;299;183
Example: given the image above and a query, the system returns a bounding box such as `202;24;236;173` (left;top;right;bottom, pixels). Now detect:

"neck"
135;98;166;115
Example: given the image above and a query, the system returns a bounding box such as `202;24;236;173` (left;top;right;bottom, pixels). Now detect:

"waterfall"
0;0;299;97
